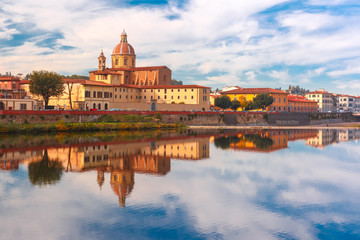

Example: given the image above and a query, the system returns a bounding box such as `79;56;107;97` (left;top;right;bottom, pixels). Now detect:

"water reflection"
1;129;360;239
1;129;360;207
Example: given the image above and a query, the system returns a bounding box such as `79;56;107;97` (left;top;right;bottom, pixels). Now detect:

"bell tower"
98;49;106;71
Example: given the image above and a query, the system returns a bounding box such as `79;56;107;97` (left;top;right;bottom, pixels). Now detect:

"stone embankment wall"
267;112;355;126
0;110;356;126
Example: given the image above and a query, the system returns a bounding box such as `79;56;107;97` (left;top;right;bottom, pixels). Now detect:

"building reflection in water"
0;134;210;207
1;129;360;206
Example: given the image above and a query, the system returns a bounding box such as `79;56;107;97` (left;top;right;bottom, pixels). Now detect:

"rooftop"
223;88;288;95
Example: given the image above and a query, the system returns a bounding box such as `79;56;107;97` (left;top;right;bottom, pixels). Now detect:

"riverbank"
189;122;360;130
0;121;183;133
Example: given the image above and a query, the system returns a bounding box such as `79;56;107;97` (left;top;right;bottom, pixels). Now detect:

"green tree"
230;99;241;111
215;95;231;110
248;93;274;110
29;70;65;109
28;149;63;186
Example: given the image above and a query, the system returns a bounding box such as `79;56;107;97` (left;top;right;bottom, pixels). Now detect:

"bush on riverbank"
0;121;183;133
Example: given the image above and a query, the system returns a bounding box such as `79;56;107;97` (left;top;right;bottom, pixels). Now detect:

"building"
0;75;42;110
221;88;289;111
89;31;172;86
0;75;26;99
305;89;335;112
336;94;360;112
20;31;210;111
288;95;318;112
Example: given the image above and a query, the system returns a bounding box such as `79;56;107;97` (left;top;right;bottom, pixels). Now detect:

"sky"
0;0;360;94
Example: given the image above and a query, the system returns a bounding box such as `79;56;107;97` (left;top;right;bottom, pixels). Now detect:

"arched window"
105;103;108;110
93;103;96;109
98;103;101;110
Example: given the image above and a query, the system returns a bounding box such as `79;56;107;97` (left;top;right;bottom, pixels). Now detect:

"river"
1;128;360;239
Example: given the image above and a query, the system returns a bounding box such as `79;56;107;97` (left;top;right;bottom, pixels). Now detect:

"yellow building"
222;88;289;111
21;31;210;111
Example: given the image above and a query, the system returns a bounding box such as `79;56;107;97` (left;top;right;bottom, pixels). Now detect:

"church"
21;31;210;111
89;30;172;86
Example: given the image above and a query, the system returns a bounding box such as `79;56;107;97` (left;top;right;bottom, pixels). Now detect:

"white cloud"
332;79;360;90
0;0;359;91
328;65;360;76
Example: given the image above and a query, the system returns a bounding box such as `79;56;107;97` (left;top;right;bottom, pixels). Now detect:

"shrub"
155;112;162;120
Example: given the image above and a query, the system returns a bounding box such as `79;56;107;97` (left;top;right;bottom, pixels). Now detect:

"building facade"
222;88;289;111
336;95;360;112
288;95;318;112
305;89;335;112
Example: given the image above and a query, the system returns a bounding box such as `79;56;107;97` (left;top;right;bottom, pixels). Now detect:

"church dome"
112;30;135;55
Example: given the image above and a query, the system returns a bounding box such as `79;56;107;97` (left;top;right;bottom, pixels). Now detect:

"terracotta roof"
89;66;169;74
0;76;21;81
112;41;135;55
337;94;355;98
307;90;332;94
141;85;210;89
223;88;288;95
63;79;117;87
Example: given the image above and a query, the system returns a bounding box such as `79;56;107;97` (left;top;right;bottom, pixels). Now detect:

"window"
115;59;118;65
110;93;112;98
124;58;128;65
178;96;180;99
191;96;194;99
158;96;160;99
115;95;117;99
93;91;96;98
20;104;26;110
203;96;207;101
85;91;90;97
178;89;180;92
115;88;117;92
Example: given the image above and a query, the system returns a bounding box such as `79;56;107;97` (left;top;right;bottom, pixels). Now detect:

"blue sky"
0;0;360;94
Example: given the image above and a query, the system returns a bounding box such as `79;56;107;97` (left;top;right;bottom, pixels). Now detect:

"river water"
1;129;360;240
